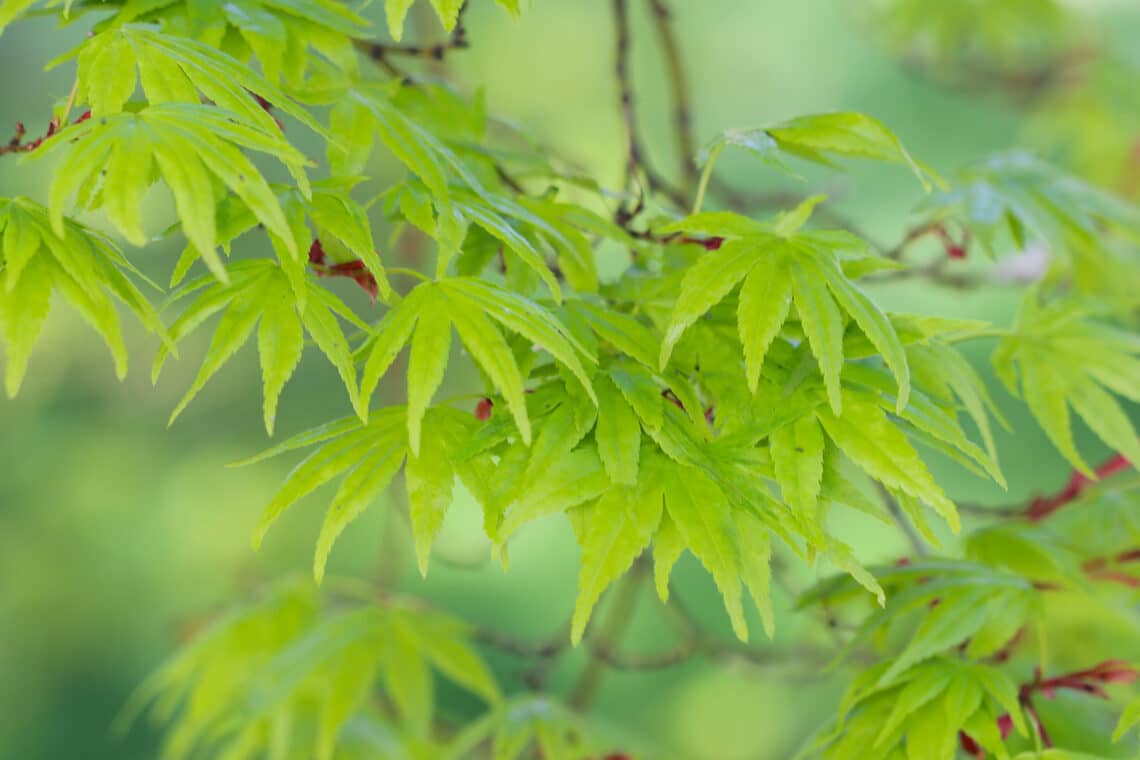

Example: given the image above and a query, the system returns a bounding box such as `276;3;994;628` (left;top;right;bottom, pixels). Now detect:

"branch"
1024;453;1133;522
474;625;568;660
0;110;90;157
876;483;927;556
354;1;471;75
568;556;648;708
957;450;1135;525
1015;661;1139;748
611;0;688;222
897;44;1097;107
645;0;698;190
612;0;643;223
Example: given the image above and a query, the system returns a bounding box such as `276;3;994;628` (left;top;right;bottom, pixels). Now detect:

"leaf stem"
691;143;720;215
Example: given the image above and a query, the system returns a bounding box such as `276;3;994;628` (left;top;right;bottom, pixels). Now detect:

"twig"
475;625;568;660
590;639;699;671
610;0;690;222
1017;661;1139;747
876;482;927;556
1024;453;1132;522
0;109;90;157
612;0;646;224
355;2;470;64
645;0;698;190
871;257;989;290
960;452;1136;524
567;555;647;708
896;45;1096;107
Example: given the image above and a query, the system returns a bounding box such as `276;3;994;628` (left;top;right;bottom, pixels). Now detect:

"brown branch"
1012;661;1140;748
611;0;689;223
866;220;994;289
957;451;1136;526
645;0;698;190
1;110;90;157
612;0;645;224
1024;453;1133;522
355;1;470;74
872;257;988;290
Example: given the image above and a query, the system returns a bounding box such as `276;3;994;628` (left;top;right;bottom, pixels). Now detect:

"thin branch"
662;580;848;670
960;452;1136;524
568;557;648;708
871;257;989;290
897;45;1096;107
876;482;927;556
1024;453;1133;522
645;0;698;190
611;0;689;222
355;1;470;74
612;0;645;223
475;625;569;660
590;638;699;671
869;220;992;289
0;110;90;157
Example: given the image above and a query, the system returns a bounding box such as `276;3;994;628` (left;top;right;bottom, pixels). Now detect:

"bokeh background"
2;0;1139;758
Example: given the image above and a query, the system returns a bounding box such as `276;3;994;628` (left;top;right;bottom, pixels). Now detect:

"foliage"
1;0;1138;757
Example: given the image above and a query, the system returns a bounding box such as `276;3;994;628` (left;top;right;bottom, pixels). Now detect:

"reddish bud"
475;397;494;421
997;713;1014;739
308;239;327;265
307;239;380;301
677;235;724;251
958;731;984;759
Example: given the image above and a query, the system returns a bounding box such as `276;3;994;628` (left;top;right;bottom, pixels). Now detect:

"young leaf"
816;389;960;533
789;256;846;413
659;238;764;369
158;261;361;431
570;483;662;644
699;112;937;191
993;294;1140;473
770;415;825;515
405;411;472;576
314;439;405;581
405;287;453;454
738;253;793;392
594;375;641;485
663;464;748;641
36;105;309;280
0;198;165;394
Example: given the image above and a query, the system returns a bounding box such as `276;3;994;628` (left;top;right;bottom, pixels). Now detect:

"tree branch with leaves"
1;0;1139;758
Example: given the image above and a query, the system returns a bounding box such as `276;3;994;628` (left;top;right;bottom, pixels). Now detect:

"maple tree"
1;0;1139;757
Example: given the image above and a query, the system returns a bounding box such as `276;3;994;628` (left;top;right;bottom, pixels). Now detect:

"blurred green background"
2;1;1139;758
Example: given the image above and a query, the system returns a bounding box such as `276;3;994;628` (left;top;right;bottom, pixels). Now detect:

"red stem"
1025;453;1133;522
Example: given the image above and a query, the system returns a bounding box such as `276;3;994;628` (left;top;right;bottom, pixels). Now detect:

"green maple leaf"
659;199;911;415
